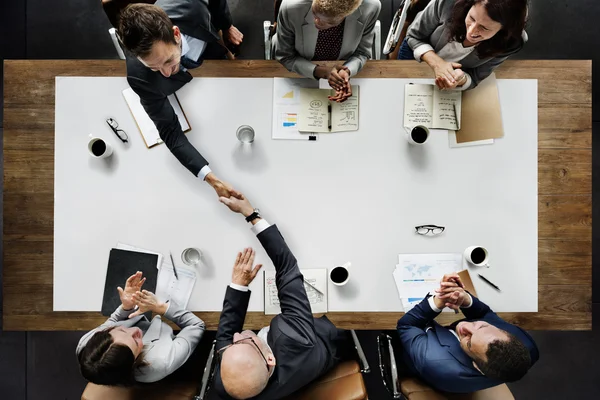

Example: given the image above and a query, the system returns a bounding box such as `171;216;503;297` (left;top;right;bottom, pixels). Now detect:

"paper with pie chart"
272;78;319;140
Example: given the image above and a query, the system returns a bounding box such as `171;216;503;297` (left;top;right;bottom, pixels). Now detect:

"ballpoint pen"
478;274;501;292
303;278;324;296
169;251;180;280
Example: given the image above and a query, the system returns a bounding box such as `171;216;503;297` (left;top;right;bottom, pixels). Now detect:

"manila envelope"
457;269;478;297
455;73;504;143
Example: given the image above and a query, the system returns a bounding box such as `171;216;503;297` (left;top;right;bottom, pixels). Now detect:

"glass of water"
236;125;255;144
181;247;203;266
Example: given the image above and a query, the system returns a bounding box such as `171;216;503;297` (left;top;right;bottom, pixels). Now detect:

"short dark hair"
118;4;176;58
447;0;528;58
474;332;532;382
78;328;142;386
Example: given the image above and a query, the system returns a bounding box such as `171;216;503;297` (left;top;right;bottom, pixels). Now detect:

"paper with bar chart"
272;78;319;140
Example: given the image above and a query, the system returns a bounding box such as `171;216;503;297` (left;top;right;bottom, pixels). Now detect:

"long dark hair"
446;0;528;58
78;328;147;386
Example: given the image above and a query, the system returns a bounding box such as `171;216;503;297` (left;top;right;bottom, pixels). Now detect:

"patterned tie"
180;55;202;70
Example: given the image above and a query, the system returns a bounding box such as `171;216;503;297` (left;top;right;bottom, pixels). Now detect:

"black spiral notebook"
101;249;159;316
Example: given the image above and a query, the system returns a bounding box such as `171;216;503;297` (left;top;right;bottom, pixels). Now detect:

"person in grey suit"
211;194;347;399
115;1;243;198
76;272;205;385
273;0;381;102
398;0;528;90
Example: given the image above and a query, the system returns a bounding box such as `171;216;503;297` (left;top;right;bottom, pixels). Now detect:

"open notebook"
123;87;191;148
264;269;328;315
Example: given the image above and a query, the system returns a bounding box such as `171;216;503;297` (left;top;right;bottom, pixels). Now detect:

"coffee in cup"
407;125;430;145
330;263;350;286
88;136;113;158
464;246;490;267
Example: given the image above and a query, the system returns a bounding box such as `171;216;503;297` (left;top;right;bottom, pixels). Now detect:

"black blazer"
213;225;341;400
126;0;232;176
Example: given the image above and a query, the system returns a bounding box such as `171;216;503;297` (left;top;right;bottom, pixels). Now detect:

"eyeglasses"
217;337;269;372
106;118;128;143
415;225;445;236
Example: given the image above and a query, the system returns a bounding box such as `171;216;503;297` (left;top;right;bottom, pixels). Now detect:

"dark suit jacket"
213;225;341;400
126;0;232;176
396;295;539;393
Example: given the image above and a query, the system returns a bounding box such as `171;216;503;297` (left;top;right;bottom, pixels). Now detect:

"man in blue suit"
397;273;539;393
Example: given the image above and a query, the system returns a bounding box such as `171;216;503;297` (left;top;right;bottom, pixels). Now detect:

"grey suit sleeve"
160;301;206;375
406;0;445;55
76;305;136;356
462;40;524;89
274;1;318;79
127;76;209;177
344;1;381;76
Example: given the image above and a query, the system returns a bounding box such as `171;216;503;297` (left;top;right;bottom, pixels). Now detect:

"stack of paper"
115;243;197;309
393;253;463;312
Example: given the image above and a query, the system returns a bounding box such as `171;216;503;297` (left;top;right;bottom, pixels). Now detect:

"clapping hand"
117;271;146;311
128;290;168;318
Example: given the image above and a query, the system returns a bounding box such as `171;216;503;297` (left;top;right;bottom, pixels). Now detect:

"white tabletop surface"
54;76;538;313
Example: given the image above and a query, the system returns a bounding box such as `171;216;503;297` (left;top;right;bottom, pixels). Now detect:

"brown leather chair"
377;334;514;400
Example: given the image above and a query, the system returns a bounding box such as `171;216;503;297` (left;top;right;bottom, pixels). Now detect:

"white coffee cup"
88;135;113;158
407;125;430;145
330;262;350;286
464;246;490;267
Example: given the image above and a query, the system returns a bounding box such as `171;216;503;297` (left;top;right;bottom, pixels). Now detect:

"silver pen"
303;278;324;296
169;251;179;280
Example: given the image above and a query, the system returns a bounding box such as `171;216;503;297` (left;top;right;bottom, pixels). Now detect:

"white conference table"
54;76;538;314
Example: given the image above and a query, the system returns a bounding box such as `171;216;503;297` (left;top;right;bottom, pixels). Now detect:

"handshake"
433;273;473;311
117;271;169;318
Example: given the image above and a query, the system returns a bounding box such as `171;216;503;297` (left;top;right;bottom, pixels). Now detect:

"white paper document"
394;253;463;312
156;258;197;310
264;269;327;314
272;78;319;140
448;131;494;148
123;87;190;148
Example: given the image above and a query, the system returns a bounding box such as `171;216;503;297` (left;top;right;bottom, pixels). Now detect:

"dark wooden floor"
1;0;599;399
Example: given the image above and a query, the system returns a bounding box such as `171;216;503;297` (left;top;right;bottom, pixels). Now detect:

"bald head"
221;344;270;399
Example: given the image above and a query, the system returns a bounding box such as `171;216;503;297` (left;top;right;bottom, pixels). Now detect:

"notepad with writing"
297;87;359;133
264;269;328;315
122;87;191;148
101;249;159;316
403;83;462;130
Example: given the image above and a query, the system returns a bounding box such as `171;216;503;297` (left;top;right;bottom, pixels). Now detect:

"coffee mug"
330;262;350;286
88;135;113;158
464;246;490;267
407;125;430;145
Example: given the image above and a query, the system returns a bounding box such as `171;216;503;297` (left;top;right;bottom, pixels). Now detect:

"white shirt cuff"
457;73;473;91
428;295;443;312
229;283;249;292
413;44;435;62
199;165;212;181
251;219;271;235
462;293;473;308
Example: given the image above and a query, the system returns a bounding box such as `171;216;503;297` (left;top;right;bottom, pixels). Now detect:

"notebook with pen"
101;249;159;316
297;86;359;133
264;269;328;315
122;87;191;148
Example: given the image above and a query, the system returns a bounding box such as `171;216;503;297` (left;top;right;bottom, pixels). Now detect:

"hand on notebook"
218;194;254;218
328;65;350;92
117;271;146;311
205;173;243;199
432;60;462;90
329;84;352;103
129;290;168;318
231;248;263;287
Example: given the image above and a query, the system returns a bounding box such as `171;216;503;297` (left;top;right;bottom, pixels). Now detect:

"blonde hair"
312;0;363;18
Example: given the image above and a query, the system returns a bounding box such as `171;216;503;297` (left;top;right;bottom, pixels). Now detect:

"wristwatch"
245;208;261;223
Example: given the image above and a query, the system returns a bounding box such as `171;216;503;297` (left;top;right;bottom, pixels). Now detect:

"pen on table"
453;102;460;130
303;278;324;296
169;251;180;280
478;274;501;292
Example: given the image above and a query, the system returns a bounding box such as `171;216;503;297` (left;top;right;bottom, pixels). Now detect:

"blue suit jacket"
396;295;539;393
